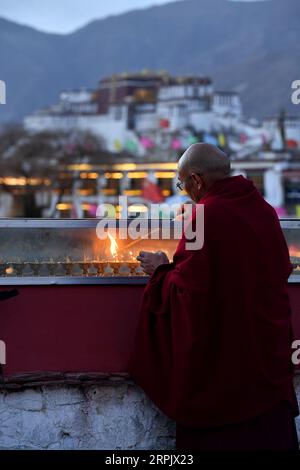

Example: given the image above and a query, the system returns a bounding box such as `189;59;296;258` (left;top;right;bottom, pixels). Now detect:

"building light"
154;172;176;178
81;204;92;211
79;189;93;196
79;172;98;179
128;205;148;213
2;177;27;186
27;178;43;186
114;163;178;171
127;172;148;179
124;190;142;196
68;164;93;171
56;203;72;210
112;163;137;171
105;172;124;179
101;189;117;195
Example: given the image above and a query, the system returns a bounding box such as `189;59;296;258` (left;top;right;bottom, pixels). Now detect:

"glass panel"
281;225;300;278
0;220;179;279
1;219;299;282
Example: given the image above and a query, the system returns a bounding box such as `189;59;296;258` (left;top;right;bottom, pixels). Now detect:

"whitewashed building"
24;73;242;152
212;91;242;118
263;116;300;150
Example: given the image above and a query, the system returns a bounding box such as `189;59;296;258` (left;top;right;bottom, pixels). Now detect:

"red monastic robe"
128;175;299;428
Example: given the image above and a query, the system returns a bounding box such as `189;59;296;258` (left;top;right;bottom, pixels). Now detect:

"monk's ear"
191;173;202;186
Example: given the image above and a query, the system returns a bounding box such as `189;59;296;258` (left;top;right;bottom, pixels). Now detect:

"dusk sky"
0;0;172;34
0;0;268;34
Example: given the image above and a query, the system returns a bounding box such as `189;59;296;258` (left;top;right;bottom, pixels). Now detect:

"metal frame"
0;218;182;229
0;276;149;286
0;218;116;229
280;219;300;230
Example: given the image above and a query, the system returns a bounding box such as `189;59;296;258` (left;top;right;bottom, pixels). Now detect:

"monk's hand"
137;251;169;276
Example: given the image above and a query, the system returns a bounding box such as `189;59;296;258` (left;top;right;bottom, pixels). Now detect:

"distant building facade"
263;115;300;150
24;72;242;152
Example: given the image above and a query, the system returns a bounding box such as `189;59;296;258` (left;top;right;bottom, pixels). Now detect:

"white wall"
0;378;299;449
134;113;158;133
213;94;242;118
263;119;300;148
189;111;215;132
285;120;300;146
60;90;93;104
158;84;213;101
0;383;175;450
24;113;128;151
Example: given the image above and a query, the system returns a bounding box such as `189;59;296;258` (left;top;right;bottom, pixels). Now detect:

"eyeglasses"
176;174;192;191
176;179;186;191
176;173;203;191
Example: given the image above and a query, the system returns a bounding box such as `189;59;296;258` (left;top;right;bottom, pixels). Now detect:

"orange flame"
108;232;118;258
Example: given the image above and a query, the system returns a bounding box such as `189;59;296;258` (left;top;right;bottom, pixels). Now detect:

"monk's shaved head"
177;143;231;202
178;143;231;178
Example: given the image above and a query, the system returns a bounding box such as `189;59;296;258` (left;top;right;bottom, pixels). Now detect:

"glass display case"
280;219;300;283
0;218;299;285
0;219;180;284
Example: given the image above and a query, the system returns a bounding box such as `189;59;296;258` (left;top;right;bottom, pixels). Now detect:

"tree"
0;127;105;217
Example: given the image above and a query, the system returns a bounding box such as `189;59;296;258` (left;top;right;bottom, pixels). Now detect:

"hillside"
0;0;299;123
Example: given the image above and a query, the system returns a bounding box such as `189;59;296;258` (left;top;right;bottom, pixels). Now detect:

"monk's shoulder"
199;198;225;224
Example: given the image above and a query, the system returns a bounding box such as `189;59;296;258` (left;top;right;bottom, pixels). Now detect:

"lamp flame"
108;232;118;258
290;245;300;258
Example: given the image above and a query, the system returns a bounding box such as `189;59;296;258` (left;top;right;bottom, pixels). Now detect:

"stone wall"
0;377;299;450
0;382;175;450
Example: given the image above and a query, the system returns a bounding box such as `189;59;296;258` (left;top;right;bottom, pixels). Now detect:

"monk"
128;143;299;450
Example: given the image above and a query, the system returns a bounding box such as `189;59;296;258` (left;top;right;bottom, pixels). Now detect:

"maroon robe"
128;175;299;431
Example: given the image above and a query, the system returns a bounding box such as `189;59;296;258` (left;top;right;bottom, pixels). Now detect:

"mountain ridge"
0;0;299;123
